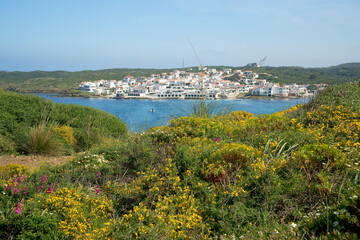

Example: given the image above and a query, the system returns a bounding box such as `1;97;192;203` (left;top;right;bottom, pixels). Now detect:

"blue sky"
0;0;359;71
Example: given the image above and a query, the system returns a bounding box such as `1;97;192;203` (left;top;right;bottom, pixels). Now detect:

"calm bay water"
37;94;311;131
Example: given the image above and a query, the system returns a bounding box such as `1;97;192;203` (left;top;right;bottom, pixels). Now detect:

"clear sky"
1;0;359;71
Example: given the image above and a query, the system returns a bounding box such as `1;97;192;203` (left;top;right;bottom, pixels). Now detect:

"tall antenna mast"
187;37;203;70
186;37;205;99
257;56;268;68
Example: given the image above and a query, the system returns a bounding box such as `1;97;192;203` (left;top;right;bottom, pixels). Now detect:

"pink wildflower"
13;188;19;195
23;187;28;195
15;203;22;214
96;171;102;178
42;174;47;182
47;185;53;194
95;185;100;194
214;137;220;143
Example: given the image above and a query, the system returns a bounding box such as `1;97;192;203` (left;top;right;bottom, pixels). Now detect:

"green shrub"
0;89;127;154
294;143;346;180
0;133;16;155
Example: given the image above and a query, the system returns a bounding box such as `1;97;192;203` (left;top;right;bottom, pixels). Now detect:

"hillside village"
78;67;327;99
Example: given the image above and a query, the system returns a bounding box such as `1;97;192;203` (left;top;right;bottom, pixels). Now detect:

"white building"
78;82;97;92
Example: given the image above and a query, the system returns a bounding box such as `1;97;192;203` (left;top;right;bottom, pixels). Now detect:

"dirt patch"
0;155;73;172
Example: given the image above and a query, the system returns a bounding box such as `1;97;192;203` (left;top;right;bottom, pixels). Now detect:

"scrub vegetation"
1;81;360;239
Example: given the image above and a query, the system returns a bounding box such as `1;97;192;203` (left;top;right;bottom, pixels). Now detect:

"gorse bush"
1;81;360;239
54;125;76;146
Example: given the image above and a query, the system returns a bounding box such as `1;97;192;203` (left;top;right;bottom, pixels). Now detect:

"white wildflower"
350;195;358;199
289;222;297;228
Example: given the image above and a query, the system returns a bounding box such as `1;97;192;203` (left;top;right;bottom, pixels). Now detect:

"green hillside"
251;62;360;85
1;81;360;239
0;90;127;154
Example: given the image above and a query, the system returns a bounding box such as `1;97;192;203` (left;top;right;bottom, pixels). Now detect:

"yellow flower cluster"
120;186;210;239
54;125;76;145
147;111;254;141
0;164;30;186
117;159;180;200
39;187;115;239
300;105;360;149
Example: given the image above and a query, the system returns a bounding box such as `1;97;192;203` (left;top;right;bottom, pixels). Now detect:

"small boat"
115;93;125;99
150;109;155;112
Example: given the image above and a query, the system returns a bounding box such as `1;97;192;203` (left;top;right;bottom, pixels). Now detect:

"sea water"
36;94;311;131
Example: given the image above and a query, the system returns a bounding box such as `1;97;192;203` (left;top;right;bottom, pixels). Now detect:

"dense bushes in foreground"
0;90;127;154
1;82;360;239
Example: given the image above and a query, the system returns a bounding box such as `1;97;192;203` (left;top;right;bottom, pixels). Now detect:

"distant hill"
331;62;360;68
246;62;360;85
0;68;173;93
0;63;359;92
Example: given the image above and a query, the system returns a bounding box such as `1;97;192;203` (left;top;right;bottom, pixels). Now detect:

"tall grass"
172;98;234;119
22;122;63;156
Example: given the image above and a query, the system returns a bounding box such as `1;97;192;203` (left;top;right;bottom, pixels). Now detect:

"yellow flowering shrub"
299;105;360;150
203;142;261;183
119;186;210;239
115;159;180;208
38;187;115;239
54;125;76;145
112;159;211;238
